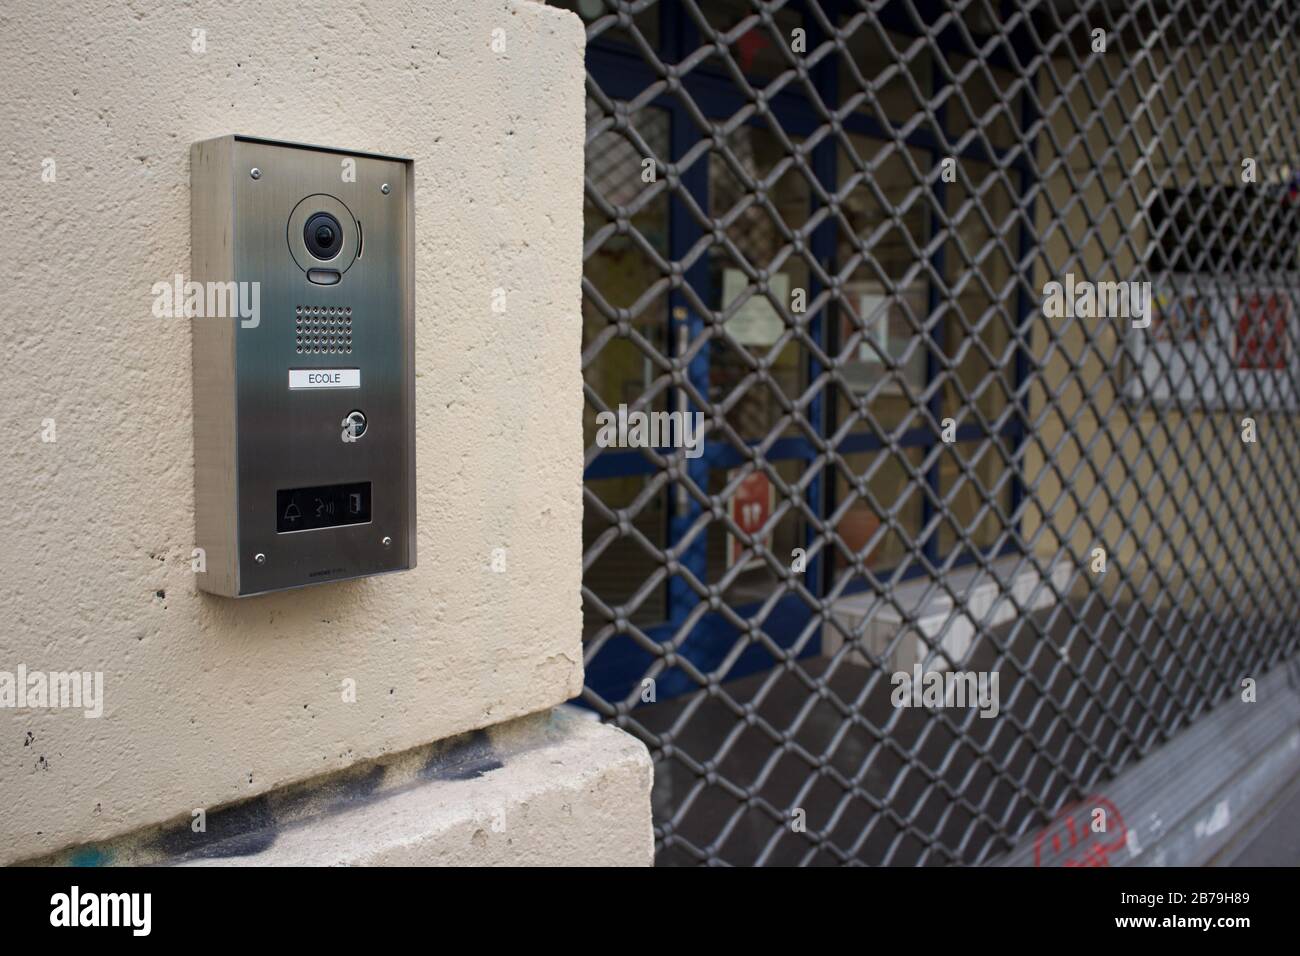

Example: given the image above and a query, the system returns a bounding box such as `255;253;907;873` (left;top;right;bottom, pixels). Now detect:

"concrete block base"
30;708;653;867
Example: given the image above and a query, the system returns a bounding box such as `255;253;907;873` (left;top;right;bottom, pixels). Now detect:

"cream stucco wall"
0;0;586;865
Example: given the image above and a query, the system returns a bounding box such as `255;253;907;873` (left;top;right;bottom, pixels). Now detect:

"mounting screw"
249;167;262;180
380;183;391;194
254;553;266;564
381;536;392;548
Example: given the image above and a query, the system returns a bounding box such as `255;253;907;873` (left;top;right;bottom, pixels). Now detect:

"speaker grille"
294;305;352;355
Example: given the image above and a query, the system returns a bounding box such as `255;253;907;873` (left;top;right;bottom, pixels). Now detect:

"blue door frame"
583;0;1039;706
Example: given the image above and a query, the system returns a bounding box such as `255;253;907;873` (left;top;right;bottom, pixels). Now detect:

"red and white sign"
1233;289;1290;370
1129;277;1298;408
728;471;773;569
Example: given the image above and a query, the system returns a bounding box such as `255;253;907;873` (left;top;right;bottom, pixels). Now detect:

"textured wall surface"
179;710;656;867
0;0;586;864
28;709;654;867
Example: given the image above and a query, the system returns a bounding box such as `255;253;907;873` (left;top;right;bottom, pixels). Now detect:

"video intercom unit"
190;135;415;597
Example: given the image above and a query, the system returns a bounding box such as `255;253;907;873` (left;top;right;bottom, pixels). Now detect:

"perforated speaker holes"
294;305;352;355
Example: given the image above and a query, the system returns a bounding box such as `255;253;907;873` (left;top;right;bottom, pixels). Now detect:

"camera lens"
303;212;343;260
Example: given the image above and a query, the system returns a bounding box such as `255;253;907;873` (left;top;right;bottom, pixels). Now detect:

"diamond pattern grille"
569;0;1300;865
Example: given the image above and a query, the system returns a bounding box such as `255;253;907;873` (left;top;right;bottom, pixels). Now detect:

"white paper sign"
722;268;789;346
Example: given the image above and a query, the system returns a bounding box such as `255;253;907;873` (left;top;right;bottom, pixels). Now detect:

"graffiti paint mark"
1193;799;1230;839
1033;795;1128;867
69;846;112;867
1125;828;1142;856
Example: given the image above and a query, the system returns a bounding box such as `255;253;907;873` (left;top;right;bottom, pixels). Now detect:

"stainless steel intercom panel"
190;135;415;597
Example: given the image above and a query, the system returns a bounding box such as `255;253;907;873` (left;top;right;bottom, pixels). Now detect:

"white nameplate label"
289;368;361;390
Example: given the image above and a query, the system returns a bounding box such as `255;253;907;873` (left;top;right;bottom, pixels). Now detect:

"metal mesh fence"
565;0;1300;865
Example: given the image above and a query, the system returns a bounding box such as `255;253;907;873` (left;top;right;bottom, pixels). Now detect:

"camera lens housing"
287;195;359;278
303;212;343;261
